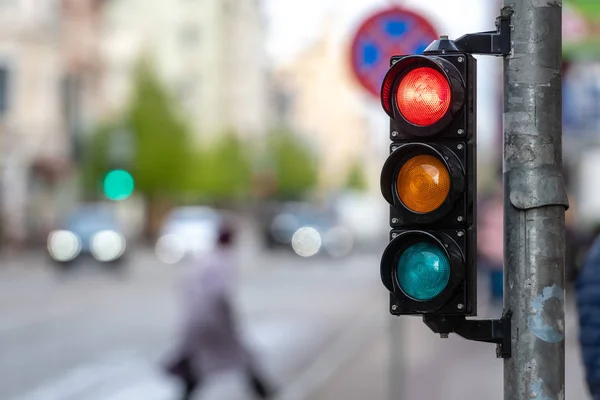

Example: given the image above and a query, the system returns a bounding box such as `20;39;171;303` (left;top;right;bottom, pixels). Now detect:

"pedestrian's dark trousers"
181;377;196;400
179;367;272;400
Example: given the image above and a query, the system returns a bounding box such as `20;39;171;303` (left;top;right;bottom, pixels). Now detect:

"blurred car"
154;206;222;264
331;191;388;251
46;204;128;267
264;203;354;258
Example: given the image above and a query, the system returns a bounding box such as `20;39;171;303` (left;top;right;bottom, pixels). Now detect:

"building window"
60;74;82;148
0;0;19;20
180;26;201;46
178;77;200;103
223;0;233;14
0;0;18;11
0;66;10;116
275;89;294;123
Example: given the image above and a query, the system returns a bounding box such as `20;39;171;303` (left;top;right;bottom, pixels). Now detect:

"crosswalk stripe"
8;318;310;400
9;351;167;400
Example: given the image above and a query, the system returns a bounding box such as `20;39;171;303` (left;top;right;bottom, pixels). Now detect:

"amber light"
396;67;451;126
396;155;450;213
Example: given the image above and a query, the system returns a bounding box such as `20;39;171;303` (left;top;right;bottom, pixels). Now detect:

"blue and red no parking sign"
349;6;439;99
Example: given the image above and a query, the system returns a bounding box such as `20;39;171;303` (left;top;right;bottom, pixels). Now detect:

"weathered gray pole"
502;1;568;399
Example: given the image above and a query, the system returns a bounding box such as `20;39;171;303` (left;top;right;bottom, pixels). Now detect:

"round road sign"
349;6;439;99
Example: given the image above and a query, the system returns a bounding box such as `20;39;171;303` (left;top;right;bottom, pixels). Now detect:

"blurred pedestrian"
164;221;275;400
575;233;600;400
564;191;596;286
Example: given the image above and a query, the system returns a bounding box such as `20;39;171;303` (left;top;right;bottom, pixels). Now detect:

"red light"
396;67;451;126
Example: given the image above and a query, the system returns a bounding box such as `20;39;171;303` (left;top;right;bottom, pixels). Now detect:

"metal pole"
502;1;567;399
389;318;405;400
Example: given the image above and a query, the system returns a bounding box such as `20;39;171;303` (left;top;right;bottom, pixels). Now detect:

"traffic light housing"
379;51;477;317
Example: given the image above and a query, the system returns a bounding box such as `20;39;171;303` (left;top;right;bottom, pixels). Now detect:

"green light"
103;170;134;201
396;242;450;301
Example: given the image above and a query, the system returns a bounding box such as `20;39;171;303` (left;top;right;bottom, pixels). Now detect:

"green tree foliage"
265;127;318;200
344;159;368;192
186;131;252;202
128;61;191;198
567;0;600;16
80;121;117;200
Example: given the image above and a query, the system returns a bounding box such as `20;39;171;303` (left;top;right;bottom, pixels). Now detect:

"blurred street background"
0;0;599;399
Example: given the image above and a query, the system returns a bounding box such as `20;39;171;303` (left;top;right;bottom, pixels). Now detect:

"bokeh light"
103;170;135;201
291;227;322;257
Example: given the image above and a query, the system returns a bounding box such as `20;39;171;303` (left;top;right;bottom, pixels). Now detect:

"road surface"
0;248;384;400
0;248;591;400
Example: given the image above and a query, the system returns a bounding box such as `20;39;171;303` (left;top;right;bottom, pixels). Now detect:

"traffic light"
103;169;135;201
379;48;477;317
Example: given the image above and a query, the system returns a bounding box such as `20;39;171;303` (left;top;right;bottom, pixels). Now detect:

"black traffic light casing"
380;52;477;317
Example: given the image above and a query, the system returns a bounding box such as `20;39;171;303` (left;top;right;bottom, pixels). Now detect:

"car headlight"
47;230;81;262
323;227;354;258
90;230;126;262
291;226;322;257
271;214;299;243
155;234;186;264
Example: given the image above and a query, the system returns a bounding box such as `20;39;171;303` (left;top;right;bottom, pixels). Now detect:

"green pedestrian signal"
103;169;134;201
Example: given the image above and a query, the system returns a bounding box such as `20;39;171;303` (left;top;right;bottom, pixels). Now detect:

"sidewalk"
310;289;589;400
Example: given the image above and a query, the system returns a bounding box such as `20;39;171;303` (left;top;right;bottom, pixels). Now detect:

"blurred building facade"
100;0;270;142
272;19;378;194
61;0;107;148
0;0;111;249
0;1;65;160
0;1;71;247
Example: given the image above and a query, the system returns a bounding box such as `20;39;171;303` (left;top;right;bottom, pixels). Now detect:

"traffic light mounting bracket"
425;10;512;56
422;310;512;359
